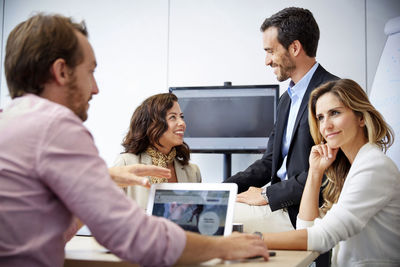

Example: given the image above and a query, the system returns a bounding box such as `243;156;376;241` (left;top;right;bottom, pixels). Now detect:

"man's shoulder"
114;152;142;166
2;94;85;139
312;65;339;84
7;94;77;121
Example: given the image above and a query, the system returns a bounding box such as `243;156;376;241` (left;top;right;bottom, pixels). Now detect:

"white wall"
366;0;400;91
1;0;399;182
168;0;366;181
0;0;170;171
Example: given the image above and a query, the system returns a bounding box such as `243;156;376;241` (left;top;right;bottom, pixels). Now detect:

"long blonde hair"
308;79;394;211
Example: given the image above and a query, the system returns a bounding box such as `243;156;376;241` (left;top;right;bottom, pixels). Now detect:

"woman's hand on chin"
309;143;339;175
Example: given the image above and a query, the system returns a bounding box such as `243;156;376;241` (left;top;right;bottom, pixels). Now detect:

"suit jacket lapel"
141;152;153;165
289;65;324;143
174;159;188;182
272;93;291;173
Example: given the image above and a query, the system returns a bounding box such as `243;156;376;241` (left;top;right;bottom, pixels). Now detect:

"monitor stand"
223;153;232;180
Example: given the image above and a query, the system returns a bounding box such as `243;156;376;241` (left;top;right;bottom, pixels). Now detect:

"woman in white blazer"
114;93;201;209
260;79;400;267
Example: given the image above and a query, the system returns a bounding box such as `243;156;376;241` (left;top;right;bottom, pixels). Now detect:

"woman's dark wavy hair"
122;93;190;165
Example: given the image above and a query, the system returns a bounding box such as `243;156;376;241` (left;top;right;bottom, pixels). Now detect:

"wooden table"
65;236;319;267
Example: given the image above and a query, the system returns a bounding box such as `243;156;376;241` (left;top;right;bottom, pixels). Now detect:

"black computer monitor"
169;84;279;153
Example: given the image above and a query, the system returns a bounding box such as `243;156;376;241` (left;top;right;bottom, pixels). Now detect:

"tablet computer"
146;183;237;236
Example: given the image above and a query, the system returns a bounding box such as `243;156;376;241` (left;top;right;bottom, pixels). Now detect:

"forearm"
175;232;220;264
263;229;308;250
298;170;324;221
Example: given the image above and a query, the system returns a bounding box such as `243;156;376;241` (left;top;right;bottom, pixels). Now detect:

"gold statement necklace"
146;146;176;183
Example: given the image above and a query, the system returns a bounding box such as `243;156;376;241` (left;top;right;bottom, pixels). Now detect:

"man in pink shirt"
0;14;269;267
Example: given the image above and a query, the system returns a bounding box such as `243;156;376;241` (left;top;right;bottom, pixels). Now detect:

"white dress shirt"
276;62;319;180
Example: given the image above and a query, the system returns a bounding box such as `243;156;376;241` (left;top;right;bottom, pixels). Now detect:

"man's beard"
66;74;89;122
275;52;296;82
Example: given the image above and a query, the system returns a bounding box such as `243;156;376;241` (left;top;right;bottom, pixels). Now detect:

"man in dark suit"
225;8;338;266
225;7;338;229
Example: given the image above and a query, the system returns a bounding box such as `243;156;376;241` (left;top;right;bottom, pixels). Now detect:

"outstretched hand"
108;164;171;188
236;187;268;206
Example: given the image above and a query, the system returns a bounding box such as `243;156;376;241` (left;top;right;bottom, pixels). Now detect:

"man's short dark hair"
5;13;88;98
260;7;319;57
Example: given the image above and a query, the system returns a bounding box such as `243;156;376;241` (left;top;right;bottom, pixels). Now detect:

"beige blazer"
113;152;202;209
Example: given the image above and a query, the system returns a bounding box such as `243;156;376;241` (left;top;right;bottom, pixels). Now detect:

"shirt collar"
288;62;319;101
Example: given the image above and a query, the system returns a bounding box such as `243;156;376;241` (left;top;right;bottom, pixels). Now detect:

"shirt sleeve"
306;147;396;253
36;112;186;266
296;216;315;229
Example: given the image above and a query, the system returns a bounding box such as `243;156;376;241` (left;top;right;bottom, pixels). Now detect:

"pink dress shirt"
0;94;186;267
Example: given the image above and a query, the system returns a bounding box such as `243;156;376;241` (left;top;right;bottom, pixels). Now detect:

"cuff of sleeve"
296;216;315;229
261;186;269;202
261;181;271;189
307;224;327;252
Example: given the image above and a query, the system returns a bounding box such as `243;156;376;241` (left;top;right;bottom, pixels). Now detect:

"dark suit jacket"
224;64;338;227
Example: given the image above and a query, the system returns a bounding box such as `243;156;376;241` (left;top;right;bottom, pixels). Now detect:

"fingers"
131;164;171;178
249;186;262;193
311;144;322;156
237;191;245;198
224;233;269;261
326;145;333;159
252;248;270;261
313;144;334;159
244;234;270;260
236;190;267;206
140;178;151;188
236;198;246;204
236;191;247;200
120;177;150;188
236;194;247;204
236;191;252;204
320;144;329;160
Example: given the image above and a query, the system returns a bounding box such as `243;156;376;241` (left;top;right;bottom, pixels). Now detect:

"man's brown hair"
5;13;87;98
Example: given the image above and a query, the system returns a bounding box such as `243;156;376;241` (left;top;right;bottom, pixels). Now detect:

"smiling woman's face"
316;92;366;151
155;101;186;154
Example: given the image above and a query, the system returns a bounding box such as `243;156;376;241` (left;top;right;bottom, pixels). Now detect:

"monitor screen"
146;183;238;236
169;85;279;152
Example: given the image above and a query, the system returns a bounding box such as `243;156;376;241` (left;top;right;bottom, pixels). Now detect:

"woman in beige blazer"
114;93;201;209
